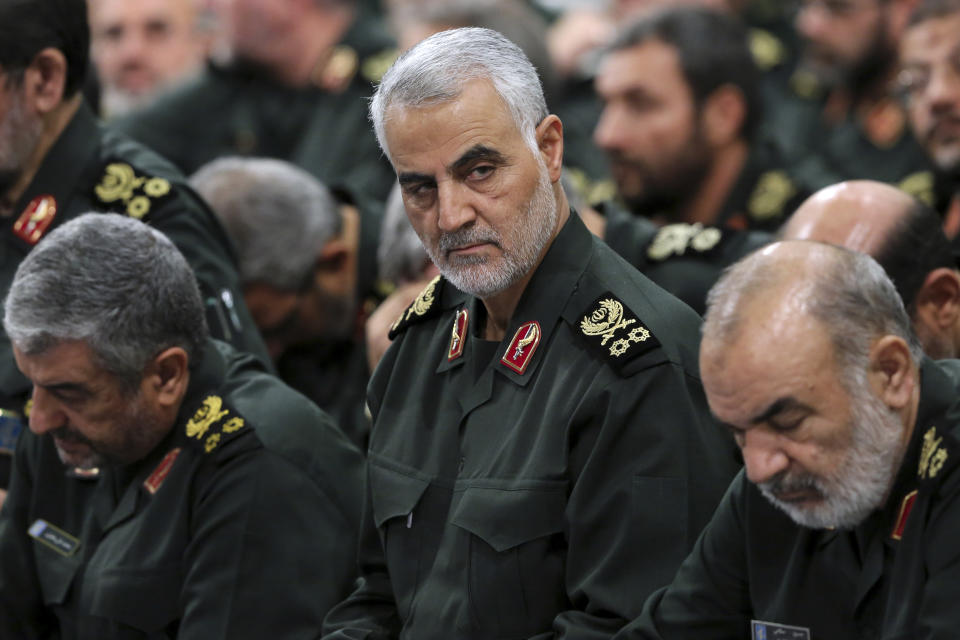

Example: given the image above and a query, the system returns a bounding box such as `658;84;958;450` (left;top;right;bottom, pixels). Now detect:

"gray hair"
3;213;208;388
378;182;431;285
369;26;549;160
704;241;924;378
190;157;341;291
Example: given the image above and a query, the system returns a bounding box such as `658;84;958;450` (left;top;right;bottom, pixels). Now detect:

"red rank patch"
448;308;469;361
13;195;57;245
143;448;181;495
500;321;541;375
891;489;918;540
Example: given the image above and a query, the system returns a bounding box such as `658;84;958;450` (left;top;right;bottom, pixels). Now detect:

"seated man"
0;214;365;638
616;241;960;639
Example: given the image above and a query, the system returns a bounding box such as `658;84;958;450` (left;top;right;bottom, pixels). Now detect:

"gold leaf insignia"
406;275;440;322
222;416;245;434
898;171;934;207
186;395;229;440
204;432;222;453
144;177;171;198
919;426;948;479
581;299;635;346
647;223;721;261
361;48;399;84
95;163;138;203
748;171;796;221
749;28;785;71
127;196;150;219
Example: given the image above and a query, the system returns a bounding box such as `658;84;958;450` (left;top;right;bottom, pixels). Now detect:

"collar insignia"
891;489;918;541
13;195;57;245
501;321;541;374
143;447;182;495
448;308;469;361
919;426;948;480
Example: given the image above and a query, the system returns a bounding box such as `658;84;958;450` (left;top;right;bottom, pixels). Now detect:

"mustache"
437;226;501;256
50;426;94;447
760;470;826;501
926;113;960;141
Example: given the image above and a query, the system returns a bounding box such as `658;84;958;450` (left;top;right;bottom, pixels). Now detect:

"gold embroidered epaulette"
92;161;173;220
748;171;797;222
898;171;935;206
647;223;723;261
388;275;445;340
577;293;661;374
184;394;247;454
361;47;399;84
749;28;785;71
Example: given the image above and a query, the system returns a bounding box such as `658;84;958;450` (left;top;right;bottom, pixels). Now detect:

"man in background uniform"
0;0;268;500
322;27;739;639
114;0;397;201
0;214;363;638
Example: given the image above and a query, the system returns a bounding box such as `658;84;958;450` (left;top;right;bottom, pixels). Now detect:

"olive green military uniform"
0;104;269;488
615;357;960;640
601;203;772;315
112;12;397;202
322;213;741;639
0;339;365;639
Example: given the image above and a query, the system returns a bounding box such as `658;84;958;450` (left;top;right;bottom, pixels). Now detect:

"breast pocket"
34;547;82;608
86;563;182;637
369;462;430;619
450;482;569;637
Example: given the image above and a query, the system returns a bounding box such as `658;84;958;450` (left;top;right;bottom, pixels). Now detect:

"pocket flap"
369;462;430;529
35;552;82;606
450;483;567;552
89;564;182;632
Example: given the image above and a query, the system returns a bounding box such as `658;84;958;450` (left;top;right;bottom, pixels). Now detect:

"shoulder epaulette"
917;425;959;486
749;28;785;71
92;161;174;220
646;223;723;261
576;293;661;374
898;171;935;206
748;170;797;222
361;47;399;84
388;275;446;340
184;394;248;454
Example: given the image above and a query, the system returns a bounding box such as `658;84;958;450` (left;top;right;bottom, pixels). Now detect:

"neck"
0;94;81;217
674;139;748;226
480;191;569;341
275;6;353;87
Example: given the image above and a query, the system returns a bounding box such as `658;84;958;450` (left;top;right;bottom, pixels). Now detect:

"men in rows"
114;0;396;201
617;240;960;638
898;0;960;235
191;157;381;449
0;0;268;498
321;27;739;638
783;180;960;358
0;214;364;637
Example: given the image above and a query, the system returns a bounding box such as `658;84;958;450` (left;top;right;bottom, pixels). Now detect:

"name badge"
752;620;811;640
28;519;81;557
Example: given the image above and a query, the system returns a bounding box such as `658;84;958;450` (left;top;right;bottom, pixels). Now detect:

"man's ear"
868;335;915;410
145;347;190;409
536;115;564;182
914;268;960;332
701;84;746;149
22;48;68;114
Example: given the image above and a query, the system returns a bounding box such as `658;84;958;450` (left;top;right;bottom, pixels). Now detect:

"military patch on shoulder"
93;161;173;220
578;294;660;373
749;28;785;71
389;275;445;339
646;223;722;261
898;171;934;206
748;171;797;222
918;426;950;481
184;394;247;454
362;47;399;84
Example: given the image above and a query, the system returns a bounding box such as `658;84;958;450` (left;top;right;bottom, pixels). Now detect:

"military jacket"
616;358;960;640
112;14;396;202
601;203;772;315
0;105;269;484
0;340;365;639
322;214;741;639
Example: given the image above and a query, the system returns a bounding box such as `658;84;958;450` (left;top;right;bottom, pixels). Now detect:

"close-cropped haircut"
0;0;89;97
369;27;548;160
606;6;762;141
4;213;208;389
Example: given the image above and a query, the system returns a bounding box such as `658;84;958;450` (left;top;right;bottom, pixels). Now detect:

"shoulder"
387;275;456;340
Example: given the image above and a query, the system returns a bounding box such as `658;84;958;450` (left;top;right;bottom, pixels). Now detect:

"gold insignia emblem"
391;274;441;334
223;417;245;434
748;171;796;221
185;395;229;440
94;163;172;219
361;48;399;84
749;28;785;71
919;426;948;479
898;171;934;207
580;299;652;357
204;432;222;453
647;223;722;261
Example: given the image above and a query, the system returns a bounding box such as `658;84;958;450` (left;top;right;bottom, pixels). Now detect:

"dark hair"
607;6;762;141
0;0;89;97
909;0;960;26
874;198;956;313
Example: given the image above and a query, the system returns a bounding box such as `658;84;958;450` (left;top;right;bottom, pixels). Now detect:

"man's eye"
469;165;495;180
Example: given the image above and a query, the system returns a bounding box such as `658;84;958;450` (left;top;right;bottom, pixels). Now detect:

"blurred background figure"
88;0;211;118
192;157;381;449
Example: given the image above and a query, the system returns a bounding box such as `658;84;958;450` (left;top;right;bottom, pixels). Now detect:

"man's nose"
28;387;67;436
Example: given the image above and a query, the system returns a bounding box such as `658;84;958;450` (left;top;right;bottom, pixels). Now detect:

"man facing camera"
617;241;960;639
0;214;364;639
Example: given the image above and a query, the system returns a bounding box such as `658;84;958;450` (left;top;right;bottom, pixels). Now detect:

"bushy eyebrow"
750;397;811;425
450;145;507;173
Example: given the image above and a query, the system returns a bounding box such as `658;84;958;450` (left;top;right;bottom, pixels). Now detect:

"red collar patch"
891;489;918;540
13;195;57;245
448;308;469;361
143;447;182;495
501;321;541;375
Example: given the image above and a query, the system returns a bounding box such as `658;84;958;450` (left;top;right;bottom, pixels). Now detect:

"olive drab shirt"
0;340;365;639
0;104;269;487
322;213;741;639
616;358;960;640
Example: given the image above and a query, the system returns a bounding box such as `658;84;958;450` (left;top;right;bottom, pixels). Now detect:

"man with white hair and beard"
321;26;740;639
615;240;960;639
